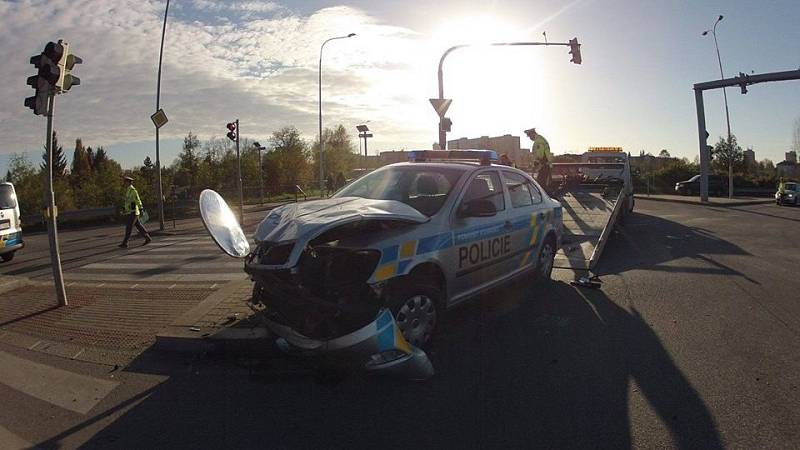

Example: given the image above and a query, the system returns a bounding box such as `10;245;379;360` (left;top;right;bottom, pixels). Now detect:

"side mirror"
458;199;496;218
199;189;250;258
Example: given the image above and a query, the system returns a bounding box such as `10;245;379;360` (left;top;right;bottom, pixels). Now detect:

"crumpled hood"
253;197;429;266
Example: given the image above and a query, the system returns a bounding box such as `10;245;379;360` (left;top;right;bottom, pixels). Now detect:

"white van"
0;182;24;262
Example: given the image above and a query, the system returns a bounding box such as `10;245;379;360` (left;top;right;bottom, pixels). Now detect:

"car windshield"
688;175;700;182
334;166;464;216
785;183;797;191
0;185;16;209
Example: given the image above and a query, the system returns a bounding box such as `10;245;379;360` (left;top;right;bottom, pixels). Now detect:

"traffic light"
737;72;749;94
25;41;63;115
56;42;82;92
440;117;452;132
568;38;582;65
226;122;237;141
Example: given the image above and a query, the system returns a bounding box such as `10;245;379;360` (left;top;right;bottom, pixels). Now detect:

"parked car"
776;182;799;206
0;182;24;262
675;175;728;196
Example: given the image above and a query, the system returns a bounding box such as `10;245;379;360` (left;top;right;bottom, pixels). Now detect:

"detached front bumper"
265;308;435;380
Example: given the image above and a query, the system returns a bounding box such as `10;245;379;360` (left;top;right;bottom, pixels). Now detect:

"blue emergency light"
408;150;498;165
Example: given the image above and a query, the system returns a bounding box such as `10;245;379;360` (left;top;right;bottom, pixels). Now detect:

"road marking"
0;350;119;414
0;425;34;450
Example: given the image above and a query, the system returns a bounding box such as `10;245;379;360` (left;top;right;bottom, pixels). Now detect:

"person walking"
119;176;151;248
525;128;552;192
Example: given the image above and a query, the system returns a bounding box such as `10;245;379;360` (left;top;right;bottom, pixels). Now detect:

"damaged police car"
199;150;562;378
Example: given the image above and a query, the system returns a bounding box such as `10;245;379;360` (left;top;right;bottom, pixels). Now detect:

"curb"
154;279;270;354
635;195;773;207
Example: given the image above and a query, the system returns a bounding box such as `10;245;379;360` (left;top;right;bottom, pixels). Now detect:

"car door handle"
504;221;513;231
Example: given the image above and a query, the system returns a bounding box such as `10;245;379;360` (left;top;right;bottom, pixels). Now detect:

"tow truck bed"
553;185;625;271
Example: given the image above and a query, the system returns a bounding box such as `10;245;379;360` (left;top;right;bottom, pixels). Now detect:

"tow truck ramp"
549;153;633;271
554;185;626;270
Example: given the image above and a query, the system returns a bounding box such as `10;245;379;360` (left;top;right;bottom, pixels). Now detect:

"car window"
461;172;505;212
0;185;16;210
785;183;797;191
334;166;463;217
502;171;535;207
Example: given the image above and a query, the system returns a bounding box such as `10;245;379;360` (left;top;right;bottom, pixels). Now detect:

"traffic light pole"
693;69;800;202
235;119;244;224
436;41;577;150
45;92;68;306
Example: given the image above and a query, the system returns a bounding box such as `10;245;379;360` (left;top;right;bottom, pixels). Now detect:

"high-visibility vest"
532;135;552;163
123;185;142;216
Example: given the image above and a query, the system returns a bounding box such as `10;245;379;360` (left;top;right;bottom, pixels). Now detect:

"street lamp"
253;141;266;205
154;0;170;230
357;124;373;171
319;32;356;196
702;15;734;199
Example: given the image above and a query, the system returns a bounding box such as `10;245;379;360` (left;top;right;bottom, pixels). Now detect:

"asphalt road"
1;198;799;449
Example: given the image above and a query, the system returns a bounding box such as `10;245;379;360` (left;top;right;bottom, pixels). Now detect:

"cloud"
0;0;435;159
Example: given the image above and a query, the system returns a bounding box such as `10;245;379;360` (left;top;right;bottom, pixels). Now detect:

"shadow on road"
51;275;723;449
596;211;756;283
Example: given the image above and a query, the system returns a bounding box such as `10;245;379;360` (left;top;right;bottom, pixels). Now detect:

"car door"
447;170;510;304
500;170;550;276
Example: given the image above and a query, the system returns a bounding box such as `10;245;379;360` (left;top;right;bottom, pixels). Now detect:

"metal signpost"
25;40;82;307
226;120;244;224
433;38;581;150
693;69;800;202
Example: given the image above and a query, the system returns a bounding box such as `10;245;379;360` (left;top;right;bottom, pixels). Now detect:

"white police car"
200;150;562;377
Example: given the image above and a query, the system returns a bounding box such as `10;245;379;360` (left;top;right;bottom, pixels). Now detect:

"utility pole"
253;141;265;205
357;124;372;171
226;120;243;223
44;94;67;306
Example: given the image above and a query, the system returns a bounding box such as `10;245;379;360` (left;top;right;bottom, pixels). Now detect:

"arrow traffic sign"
151;109;168;129
429;98;452;117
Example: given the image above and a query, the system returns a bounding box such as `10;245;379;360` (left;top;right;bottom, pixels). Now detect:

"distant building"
777;151;799;179
629;151;674;171
743;148;755;167
447;134;531;168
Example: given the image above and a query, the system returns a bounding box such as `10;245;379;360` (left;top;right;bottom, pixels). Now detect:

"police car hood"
254;197;428;262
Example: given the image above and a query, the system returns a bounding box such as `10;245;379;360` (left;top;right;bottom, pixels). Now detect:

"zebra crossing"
61;234;250;290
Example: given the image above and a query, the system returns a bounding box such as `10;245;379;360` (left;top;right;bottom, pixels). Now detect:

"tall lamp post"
154;0;170;230
702;15;734;199
319;32;355;195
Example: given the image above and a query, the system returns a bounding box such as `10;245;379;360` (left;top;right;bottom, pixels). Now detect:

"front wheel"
1;252;14;262
388;283;441;348
534;238;556;281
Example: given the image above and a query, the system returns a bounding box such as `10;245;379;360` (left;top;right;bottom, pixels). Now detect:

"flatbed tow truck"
549;147;634;271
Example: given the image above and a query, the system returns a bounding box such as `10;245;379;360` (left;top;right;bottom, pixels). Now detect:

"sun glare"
429;15;551;147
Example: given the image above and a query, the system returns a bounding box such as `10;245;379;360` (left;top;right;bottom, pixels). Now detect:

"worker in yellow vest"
119;176;151;249
526;128;553;192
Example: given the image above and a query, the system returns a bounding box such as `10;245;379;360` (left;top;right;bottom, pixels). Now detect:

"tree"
658;149;671;158
92;147;110;171
41;131;68;179
269;126;311;191
174;132;201;197
70;138;92;191
711;135;744;172
311;124;357;186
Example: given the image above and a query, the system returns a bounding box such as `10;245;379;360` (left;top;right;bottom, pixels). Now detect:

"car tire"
1;252;14;262
388;282;441;348
533;236;556;281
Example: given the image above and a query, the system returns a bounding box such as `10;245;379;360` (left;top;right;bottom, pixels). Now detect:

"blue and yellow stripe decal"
372;232;453;282
375;309;412;354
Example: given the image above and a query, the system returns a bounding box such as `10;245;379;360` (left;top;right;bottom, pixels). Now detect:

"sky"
1;0;799;176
